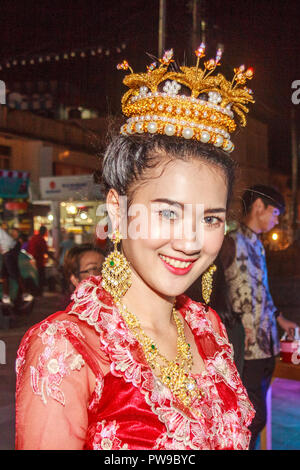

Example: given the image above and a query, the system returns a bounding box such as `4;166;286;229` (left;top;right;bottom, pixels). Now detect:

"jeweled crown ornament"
117;46;254;153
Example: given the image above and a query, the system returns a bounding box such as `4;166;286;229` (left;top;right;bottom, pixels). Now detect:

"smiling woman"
103;135;230;303
15;48;255;450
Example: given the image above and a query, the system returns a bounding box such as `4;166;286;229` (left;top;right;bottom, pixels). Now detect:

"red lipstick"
159;255;197;276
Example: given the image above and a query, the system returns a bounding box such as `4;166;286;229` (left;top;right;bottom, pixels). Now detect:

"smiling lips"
159;254;197;275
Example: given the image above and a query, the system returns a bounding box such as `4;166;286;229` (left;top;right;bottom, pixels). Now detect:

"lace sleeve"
15;319;96;450
206;306;229;341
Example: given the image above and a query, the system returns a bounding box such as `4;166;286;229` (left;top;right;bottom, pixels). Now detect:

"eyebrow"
150;198;226;213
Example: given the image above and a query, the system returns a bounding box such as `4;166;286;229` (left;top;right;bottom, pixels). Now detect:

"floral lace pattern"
68;277;254;450
16;275;254;449
86;420;129;450
29;320;86;405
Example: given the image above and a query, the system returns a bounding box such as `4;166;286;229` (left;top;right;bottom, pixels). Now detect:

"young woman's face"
115;156;228;299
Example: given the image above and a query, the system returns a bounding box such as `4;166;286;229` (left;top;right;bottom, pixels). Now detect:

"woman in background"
59;243;105;309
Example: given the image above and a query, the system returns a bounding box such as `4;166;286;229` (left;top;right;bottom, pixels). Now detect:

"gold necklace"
117;301;204;408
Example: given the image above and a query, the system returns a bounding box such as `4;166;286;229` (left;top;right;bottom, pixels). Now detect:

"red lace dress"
15;276;254;450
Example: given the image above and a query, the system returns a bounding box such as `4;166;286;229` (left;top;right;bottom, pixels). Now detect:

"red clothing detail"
28;234;48;267
15;276;254;450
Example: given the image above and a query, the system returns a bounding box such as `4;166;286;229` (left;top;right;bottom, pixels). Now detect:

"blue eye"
203;216;222;226
159;209;177;220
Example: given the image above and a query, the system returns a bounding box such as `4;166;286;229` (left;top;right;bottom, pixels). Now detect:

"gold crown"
117;46;254;153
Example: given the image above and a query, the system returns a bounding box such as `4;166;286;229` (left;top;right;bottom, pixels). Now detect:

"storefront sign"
40;174;101;200
0;170;29;198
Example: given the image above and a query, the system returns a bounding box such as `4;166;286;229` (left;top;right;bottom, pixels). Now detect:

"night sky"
0;0;300;173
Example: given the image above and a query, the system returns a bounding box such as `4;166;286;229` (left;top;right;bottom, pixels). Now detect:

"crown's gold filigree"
117;48;254;153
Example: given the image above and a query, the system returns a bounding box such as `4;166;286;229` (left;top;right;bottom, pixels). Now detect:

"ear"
106;188;121;232
252;197;265;214
70;274;79;288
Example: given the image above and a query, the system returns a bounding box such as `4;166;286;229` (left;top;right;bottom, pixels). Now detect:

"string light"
0;42;127;70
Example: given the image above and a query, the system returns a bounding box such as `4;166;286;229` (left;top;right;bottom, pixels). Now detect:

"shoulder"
16;311;86;367
16;311;89;406
176;294;225;336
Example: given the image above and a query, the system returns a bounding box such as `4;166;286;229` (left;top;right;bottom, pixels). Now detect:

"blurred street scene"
0;0;300;451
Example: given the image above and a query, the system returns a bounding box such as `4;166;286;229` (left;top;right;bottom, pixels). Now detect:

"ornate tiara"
117;46;254;153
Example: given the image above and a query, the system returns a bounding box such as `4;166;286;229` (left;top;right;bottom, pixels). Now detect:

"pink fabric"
15;276;254;450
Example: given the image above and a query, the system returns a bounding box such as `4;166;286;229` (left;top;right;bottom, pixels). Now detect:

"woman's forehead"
79;251;103;267
130;157;228;206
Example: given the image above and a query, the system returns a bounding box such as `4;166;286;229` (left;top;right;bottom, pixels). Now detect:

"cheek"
122;237;163;267
202;228;224;255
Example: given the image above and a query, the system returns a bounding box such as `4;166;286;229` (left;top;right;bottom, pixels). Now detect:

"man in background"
0;225;32;305
224;185;298;449
28;226;56;294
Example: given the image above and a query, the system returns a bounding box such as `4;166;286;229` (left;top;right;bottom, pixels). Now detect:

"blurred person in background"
59;243;105;309
28;225;57;294
0;226;33;305
10;227;22;250
59;231;76;267
224;184;299;449
11;228;30;252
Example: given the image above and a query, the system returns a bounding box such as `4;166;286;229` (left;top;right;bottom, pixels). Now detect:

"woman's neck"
121;274;175;332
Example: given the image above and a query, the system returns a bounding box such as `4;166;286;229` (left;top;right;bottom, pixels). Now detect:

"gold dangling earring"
101;229;132;301
202;264;217;304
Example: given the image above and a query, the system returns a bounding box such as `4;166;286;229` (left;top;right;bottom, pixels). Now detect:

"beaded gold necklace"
117;301;204;408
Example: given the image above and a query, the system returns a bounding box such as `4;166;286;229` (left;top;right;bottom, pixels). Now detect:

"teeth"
160;255;192;268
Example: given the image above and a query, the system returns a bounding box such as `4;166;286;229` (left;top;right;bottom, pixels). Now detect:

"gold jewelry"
117;47;254;153
202;264;217;304
117;301;204;408
101;229;132;301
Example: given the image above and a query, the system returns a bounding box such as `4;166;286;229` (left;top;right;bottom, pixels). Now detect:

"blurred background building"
0;0;299;258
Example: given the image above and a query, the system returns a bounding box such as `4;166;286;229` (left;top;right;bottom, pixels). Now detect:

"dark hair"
241;184;285;216
101;134;236;207
39;225;47;236
63;243;105;280
185;254;237;329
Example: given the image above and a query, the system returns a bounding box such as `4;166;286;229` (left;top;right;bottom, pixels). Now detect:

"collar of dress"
67;275;238;448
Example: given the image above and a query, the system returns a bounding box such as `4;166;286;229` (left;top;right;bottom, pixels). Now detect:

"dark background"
0;0;300;175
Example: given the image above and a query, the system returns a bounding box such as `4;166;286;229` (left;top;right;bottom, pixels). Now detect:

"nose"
171;229;203;255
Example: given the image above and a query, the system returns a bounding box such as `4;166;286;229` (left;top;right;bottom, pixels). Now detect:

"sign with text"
40;174;101;201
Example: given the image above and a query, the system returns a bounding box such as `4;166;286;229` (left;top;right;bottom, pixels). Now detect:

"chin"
151;275;197;299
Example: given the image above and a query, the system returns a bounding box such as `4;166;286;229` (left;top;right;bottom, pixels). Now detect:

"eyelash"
203;216;224;227
159;209;178;220
158;210;224;227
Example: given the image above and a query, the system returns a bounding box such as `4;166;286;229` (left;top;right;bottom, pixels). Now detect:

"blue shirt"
224;223;279;360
